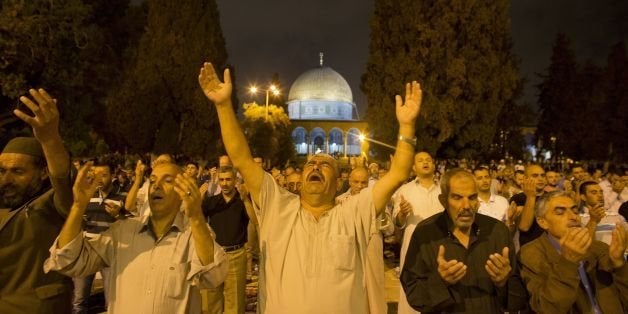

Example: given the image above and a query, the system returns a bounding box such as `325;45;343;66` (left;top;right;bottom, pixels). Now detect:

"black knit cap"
1;137;44;158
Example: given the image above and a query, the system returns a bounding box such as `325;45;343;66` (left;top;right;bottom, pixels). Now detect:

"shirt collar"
139;210;185;236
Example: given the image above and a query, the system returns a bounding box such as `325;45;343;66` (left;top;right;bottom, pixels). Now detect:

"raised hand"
398;195;413;219
72;162;102;208
14;88;61;142
506;201;522;227
437;245;467;285
560;227;592;264
588;204;606;224
174;173;203;221
134;160;146;181
395;81;422;126
522;178;536;196
198;62;232;105
485;247;512;287
608;222;627;268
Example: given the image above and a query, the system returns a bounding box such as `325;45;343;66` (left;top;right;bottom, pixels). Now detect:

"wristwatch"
398;134;417;147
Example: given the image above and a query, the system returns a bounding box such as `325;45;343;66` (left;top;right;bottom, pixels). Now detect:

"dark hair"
473;166;490;175
92;157;115;173
578;180;598;195
218;166;235;175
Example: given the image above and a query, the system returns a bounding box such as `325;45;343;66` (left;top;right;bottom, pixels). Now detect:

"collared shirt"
202;192;248;247
253;172;376;314
400;212;528;313
478;193;509;221
44;211;228;314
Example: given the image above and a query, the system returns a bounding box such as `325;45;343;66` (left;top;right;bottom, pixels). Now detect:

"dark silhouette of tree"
604;42;628;162
537;33;580;158
0;0;140;155
362;0;521;159
105;0;229;157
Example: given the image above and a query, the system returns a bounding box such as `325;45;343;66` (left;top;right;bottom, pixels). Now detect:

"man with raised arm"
44;161;228;313
0;89;73;313
199;62;421;313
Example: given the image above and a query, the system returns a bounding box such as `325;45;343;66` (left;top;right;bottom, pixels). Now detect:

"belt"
222;243;245;252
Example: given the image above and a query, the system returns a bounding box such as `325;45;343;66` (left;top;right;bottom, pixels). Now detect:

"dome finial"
319;52;324;66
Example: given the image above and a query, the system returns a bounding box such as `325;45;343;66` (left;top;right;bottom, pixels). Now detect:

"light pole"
249;84;280;121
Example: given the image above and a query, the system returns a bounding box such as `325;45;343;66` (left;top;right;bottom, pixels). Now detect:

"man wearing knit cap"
0;89;73;313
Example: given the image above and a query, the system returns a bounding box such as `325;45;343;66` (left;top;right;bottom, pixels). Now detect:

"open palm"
395;81;422;126
198;62;232;105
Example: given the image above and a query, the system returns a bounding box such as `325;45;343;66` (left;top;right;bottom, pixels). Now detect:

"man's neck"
150;211;178;239
301;197;334;220
478;190;491;202
452;227;471;248
416;174;434;188
222;190;236;202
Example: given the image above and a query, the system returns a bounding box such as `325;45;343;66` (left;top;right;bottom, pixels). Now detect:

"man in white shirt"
199;61;421;313
474;167;510;221
45;162;228;314
392;151;443;314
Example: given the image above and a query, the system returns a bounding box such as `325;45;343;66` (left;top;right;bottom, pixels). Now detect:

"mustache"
457;209;474;217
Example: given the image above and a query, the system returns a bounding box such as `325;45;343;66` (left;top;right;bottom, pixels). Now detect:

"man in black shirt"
400;169;527;313
510;164;547;248
201;166;251;314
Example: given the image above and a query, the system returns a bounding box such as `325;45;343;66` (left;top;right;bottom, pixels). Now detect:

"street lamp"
249;84;280;121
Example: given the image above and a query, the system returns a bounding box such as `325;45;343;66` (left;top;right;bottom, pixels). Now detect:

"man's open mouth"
307;172;324;182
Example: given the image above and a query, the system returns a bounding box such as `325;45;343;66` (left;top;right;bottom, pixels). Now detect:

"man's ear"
536;216;549;230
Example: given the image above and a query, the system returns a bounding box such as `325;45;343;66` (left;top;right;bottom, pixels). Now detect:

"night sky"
135;0;627;116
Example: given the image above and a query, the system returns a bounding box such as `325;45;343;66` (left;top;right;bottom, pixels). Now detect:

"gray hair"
535;190;573;217
440;168;476;198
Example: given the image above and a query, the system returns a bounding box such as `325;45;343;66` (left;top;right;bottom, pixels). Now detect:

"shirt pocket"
165;261;190;299
330;234;356;271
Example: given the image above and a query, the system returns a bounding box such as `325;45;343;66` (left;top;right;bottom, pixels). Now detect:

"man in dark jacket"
401;168;528;313
0;89;73;313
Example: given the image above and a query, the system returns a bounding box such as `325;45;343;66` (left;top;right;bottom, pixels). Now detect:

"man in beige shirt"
199;62;421;313
45;162;228;314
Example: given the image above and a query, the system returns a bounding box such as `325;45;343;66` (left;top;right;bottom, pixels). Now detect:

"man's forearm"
190;217;215;265
58;202;86;248
215;102;263;204
41;135;72;213
216;102;253;172
374;124;415;213
124;179;143;213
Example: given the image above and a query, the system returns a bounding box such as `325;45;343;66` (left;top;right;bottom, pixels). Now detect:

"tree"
536;33;582;159
0;0;143;156
241;102;295;166
362;0;521;159
105;0;230;157
604;42;628;162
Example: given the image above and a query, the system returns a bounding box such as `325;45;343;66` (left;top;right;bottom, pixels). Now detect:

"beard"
0;179;43;209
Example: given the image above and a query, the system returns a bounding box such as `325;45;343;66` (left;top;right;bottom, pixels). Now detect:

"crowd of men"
0;62;627;314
